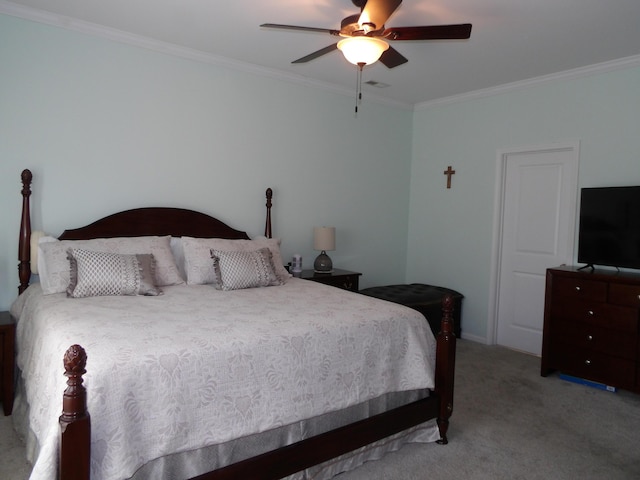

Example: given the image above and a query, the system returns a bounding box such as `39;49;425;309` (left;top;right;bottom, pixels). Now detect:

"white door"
493;143;579;355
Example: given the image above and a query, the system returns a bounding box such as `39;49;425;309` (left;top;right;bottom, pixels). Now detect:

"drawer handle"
587;335;593;341
585;359;591;366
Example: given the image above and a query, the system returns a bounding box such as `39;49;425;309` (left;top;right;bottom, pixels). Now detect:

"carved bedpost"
435;294;456;445
265;188;273;239
18;169;32;294
60;345;91;480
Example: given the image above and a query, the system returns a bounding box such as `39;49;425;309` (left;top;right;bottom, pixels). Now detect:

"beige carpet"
2;340;639;479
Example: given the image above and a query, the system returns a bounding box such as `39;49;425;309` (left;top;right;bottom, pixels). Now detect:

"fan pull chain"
355;62;365;117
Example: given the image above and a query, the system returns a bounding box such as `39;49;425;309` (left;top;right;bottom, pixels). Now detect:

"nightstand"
0;311;15;416
300;269;362;292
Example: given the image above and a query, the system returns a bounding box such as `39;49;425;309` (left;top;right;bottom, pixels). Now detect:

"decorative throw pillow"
182;237;290;285
67;248;163;298
39;236;184;294
211;248;282;291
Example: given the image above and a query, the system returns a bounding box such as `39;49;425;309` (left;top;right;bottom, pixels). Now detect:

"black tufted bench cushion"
359;284;463;338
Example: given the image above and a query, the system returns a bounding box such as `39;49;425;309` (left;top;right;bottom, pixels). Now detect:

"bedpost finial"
21;168;33;183
440;294;454;335
64;344;87;375
21;168;33;184
21;169;33;196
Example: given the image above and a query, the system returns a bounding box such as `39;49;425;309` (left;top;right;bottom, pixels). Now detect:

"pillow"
170;237;186;280
39;236;184;294
211;248;282;291
182;237;290;285
37;235;58;281
67;248;162;298
30;231;48;274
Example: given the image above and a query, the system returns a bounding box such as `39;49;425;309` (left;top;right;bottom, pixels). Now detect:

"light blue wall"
0;14;414;309
408;64;640;342
3;14;639;336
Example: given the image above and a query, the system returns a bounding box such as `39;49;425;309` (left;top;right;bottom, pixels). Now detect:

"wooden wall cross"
443;166;456;189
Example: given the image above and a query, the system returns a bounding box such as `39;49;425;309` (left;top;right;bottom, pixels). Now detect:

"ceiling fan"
261;0;472;68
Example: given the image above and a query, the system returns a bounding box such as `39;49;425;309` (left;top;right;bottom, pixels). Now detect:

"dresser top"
549;265;640;283
0;311;13;326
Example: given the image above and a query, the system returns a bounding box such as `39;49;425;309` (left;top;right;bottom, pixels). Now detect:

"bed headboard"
17;169;274;294
58;208;252;241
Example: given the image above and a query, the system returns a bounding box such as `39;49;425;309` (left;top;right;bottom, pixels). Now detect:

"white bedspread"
11;278;436;480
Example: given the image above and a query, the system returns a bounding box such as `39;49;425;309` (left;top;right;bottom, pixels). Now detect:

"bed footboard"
57;296;456;480
59;345;91;480
435;293;456;444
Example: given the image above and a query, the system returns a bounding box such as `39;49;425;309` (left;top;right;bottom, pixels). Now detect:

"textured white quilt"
12;278;436;480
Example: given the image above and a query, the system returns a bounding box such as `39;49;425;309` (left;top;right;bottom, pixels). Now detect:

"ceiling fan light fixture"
337;36;389;66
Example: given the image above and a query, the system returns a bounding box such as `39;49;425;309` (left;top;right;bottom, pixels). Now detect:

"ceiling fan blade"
379;46;408;68
260;23;340;36
383;24;472;41
292;43;338;64
358;0;402;31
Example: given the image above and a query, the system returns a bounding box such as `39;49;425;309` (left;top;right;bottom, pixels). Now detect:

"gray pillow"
67;248;162;298
211;247;283;291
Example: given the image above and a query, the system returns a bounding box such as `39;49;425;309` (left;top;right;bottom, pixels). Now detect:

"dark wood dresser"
541;265;640;393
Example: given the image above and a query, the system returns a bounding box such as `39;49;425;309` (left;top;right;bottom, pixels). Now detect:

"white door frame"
487;141;580;345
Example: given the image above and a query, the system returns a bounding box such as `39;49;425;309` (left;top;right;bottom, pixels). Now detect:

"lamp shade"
337;36;389;66
313;227;336;251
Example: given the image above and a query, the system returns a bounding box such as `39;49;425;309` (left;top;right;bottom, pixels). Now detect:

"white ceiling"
3;0;640;107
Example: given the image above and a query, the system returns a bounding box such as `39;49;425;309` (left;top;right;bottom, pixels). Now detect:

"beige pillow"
211;248;283;291
67;249;162;298
39;236;183;294
182;237;290;285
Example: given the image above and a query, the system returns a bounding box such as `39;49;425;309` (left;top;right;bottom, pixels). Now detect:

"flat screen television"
577;186;640;270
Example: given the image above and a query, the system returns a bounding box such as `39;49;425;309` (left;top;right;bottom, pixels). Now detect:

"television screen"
577;186;640;270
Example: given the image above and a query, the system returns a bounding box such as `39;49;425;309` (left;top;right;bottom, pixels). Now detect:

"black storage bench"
359;284;463;338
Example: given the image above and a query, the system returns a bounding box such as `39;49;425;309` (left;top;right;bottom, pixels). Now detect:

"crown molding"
0;1;412;111
415;54;640;111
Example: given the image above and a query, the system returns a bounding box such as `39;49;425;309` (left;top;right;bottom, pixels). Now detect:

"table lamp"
313;227;335;273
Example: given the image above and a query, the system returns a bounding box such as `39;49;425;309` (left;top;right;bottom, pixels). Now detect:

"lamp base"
314;251;333;273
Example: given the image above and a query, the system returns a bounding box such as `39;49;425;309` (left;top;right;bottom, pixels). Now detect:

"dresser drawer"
609;283;640;307
551;319;637;360
550;345;636;389
552;277;607;302
550;301;638;333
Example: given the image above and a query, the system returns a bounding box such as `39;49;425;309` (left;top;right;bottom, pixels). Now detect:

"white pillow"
170;237;186;280
39;236;184;294
30;231;47;274
182;237;290;285
37;235;58;281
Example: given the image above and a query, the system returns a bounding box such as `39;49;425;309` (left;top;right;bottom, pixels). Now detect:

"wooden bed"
16;168;457;480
